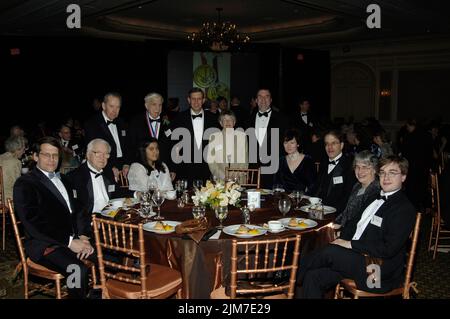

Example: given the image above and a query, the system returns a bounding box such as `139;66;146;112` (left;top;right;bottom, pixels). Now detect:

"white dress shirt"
87;162;110;213
328;152;343;174
352;189;400;240
255;108;272;146
191;110;204;149
102;112;123;158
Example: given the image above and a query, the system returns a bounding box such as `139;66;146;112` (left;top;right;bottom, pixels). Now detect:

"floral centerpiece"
192;180;241;208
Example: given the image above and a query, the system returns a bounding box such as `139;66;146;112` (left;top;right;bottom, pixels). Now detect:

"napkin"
209;230;221;240
175;218;209;244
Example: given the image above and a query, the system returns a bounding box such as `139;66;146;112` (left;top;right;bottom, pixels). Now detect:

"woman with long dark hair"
127;138;173;191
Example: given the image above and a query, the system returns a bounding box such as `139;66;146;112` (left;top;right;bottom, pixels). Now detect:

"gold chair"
7;199;97;298
118;171;129;188
428;172;450;259
225;167;260;188
335;212;422;299
92;216;182;299
1;166;6;250
210;235;301;299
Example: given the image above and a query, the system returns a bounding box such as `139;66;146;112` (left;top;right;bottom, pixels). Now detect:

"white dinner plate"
245;189;273;195
223;224;267;238
143;221;181;234
299;205;337;215
278;218;318;230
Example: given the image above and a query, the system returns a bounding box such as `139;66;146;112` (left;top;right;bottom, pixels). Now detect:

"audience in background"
0;136;27;200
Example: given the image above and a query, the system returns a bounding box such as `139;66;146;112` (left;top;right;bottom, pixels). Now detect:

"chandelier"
188;8;250;52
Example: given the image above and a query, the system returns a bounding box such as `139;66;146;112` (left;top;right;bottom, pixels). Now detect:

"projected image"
193;52;230;102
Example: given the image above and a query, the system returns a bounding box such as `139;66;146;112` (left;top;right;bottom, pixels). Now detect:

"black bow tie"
377;194;388;201
301;113;308;117
258;111;270;117
329;160;339;165
149;117;161;123
106;120;116;126
89;168;103;178
192;113;203;120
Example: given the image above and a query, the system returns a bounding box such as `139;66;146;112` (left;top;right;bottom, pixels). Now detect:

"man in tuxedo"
297;155;416;298
247;88;287;189
290;98;316;152
67;139;136;229
171;88;219;186
58;124;82;171
128;92;175;180
84;92;129;183
13;137;95;298
315;130;356;215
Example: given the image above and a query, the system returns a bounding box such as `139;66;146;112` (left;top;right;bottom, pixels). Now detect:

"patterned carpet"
1;213;449;299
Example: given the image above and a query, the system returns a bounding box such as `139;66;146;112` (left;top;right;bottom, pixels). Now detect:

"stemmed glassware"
215;206;228;229
193;179;203;191
291;190;303;210
139;191;153;222
278;198;292;217
152;189;165;220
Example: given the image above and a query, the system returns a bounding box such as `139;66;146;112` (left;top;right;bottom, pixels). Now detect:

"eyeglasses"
92;151;110;158
379;171;402;178
39;152;59;160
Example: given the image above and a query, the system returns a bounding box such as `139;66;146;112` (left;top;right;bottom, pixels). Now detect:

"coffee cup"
268;220;284;232
309;197;322;205
165;190;177;200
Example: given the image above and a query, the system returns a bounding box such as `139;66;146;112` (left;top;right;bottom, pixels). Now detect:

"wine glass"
148;179;158;197
152;189;165;220
180;179;188;192
193;179;203;191
215;206;228;229
278;198;292;217
291;190;303;210
175;180;184;199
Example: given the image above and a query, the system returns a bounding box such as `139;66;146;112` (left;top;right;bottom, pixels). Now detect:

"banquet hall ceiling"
1;0;449;46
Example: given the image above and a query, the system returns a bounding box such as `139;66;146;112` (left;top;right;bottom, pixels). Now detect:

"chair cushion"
106;263;182;299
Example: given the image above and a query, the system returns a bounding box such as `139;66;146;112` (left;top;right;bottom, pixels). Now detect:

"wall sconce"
380;89;391;97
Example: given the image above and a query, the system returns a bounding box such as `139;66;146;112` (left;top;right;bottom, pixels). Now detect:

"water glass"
215;206;228;229
278;198;291;217
152;189;165;220
193;179;203;191
291;190;303;209
192;206;206;219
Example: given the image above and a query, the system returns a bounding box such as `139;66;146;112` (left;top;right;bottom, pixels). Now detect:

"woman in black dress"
274;129;316;193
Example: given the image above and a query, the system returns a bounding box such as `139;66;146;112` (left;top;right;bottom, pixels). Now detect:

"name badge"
165;129;172;137
371;215;383;227
71;144;79;150
108;185;115;193
333;176;343;184
72;189;77;198
247;191;261;209
121;130;126;137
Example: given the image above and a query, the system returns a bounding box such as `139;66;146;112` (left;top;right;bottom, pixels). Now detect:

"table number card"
247;191;261;209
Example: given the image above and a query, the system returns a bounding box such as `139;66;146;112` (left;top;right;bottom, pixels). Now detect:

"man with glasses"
13;137;95;298
68;139;136;223
297;155;415;298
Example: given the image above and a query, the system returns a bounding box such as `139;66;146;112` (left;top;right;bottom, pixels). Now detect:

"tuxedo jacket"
67;163;133;235
128;111;174;171
84;112;129;169
351;190;416;292
13;168;87;261
289;112;317;151
315;155;356;215
246;109;288;188
171;109;219;184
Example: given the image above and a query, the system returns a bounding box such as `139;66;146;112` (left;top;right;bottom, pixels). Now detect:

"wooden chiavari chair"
225;167;260;188
7;199;96;298
335;212;422;299
210;235;301;299
118;171;129;188
92;216;182;299
428;172;450;259
1;166;6;250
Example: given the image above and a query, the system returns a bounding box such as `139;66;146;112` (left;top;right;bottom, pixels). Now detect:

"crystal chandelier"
188;8;250;51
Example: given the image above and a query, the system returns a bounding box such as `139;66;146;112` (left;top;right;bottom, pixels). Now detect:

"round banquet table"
118;195;336;299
